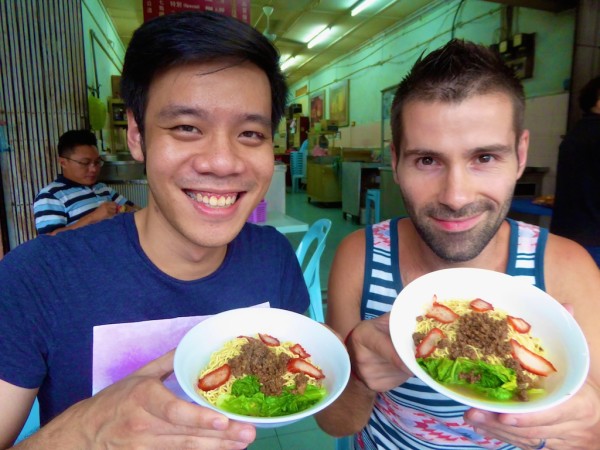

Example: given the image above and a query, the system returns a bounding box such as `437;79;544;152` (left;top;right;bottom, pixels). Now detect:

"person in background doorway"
33;129;137;235
0;11;308;449
551;75;600;267
316;39;600;449
312;134;329;156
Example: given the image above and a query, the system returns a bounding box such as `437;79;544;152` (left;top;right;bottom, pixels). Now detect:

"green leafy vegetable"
217;375;327;417
418;357;520;400
231;375;261;397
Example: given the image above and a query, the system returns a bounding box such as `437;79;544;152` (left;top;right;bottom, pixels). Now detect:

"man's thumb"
134;348;176;380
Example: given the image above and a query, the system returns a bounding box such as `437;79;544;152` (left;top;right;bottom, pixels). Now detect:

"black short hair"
578;75;600;113
121;11;288;136
391;39;525;159
57;129;97;157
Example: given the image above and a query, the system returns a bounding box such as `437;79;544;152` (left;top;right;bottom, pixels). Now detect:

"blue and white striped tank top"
356;217;548;450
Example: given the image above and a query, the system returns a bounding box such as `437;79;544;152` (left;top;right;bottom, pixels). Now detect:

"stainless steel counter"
341;161;382;222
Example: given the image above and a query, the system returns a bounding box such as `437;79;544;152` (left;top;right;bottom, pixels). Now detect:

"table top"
259;211;309;234
510;198;553;217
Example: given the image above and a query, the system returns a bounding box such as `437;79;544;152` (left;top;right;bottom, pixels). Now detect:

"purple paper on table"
91;302;270;397
92;315;208;395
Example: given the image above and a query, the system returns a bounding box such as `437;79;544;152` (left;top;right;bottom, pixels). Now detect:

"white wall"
82;0;127;152
524;93;570;195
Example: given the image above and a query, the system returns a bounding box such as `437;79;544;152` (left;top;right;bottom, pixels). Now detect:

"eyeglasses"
62;157;105;168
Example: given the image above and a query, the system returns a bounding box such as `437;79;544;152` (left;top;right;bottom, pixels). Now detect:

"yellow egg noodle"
197;335;317;406
416;299;547;384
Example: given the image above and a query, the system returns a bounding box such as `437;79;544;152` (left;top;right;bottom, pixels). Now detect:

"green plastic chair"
290;150;307;193
295;218;332;323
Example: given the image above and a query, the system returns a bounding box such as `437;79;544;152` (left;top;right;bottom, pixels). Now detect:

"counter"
307;156;342;204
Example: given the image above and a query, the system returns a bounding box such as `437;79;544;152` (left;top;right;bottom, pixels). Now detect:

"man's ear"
126;109;145;163
390;143;400;185
58;157;68;171
516;129;529;179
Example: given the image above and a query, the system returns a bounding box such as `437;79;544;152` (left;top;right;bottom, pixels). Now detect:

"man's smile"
184;191;239;208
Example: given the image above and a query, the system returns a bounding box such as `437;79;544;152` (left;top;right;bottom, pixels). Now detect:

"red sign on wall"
143;0;250;24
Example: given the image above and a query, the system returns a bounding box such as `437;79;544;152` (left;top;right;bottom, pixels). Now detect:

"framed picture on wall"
328;80;349;127
309;90;325;128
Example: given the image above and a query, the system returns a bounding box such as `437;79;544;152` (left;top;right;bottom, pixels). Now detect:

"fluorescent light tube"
281;57;297;71
351;0;378;16
307;26;332;49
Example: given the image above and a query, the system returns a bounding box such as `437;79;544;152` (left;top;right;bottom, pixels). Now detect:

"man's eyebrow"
243;113;272;129
156;105;207;120
402;144;513;157
472;144;513;153
156;106;272;128
401;148;440;157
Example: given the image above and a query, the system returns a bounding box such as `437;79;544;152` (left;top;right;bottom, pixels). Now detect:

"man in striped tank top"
316;39;600;450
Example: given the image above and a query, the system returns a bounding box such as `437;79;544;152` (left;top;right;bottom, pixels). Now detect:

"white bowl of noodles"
389;268;590;414
174;307;350;427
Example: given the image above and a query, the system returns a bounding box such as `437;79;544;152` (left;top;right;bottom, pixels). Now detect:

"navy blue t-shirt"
0;213;309;424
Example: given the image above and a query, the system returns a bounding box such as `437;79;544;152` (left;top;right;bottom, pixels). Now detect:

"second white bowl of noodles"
174;307;350;427
389;268;590;414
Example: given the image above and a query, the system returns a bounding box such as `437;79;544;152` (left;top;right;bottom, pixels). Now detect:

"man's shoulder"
35;178;69;197
35;177;90;200
546;233;591;263
544;233;600;302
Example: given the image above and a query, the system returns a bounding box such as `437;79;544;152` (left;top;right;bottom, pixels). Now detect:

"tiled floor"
248;190;361;450
249;416;337;450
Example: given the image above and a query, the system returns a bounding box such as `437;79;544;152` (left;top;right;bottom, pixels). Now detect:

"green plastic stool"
365;189;381;225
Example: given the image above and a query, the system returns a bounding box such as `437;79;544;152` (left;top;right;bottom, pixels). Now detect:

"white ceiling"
100;0;577;87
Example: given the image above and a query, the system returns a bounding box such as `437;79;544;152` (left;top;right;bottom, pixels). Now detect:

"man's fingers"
145;394;256;443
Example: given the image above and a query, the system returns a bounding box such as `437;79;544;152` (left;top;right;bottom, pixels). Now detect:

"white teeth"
190;192;237;208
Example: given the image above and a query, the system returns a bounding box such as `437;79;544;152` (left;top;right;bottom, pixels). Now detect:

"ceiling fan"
262;6;277;42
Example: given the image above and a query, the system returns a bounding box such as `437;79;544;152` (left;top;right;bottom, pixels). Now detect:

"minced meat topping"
228;339;308;396
449;312;511;360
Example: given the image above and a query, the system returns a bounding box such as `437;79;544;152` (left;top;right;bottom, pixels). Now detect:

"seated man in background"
316;39;600;449
33;129;137;235
0;11;308;449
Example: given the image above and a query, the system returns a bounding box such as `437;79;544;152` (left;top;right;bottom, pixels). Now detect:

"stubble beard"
401;193;512;263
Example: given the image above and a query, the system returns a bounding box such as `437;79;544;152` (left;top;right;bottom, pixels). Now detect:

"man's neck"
397;219;510;287
133;208;228;281
58;174;95;187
